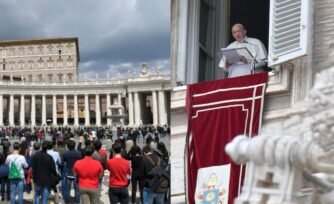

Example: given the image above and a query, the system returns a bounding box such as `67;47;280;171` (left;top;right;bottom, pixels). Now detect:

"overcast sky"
0;0;170;80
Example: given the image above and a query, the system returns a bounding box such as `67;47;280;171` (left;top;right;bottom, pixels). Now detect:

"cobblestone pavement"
1;134;170;204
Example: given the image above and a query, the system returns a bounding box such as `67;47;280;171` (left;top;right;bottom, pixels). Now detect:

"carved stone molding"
266;63;292;94
226;66;334;204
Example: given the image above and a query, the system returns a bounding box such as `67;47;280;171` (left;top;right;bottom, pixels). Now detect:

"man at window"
219;23;268;78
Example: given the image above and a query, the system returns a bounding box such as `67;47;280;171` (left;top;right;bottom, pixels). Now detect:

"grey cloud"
0;0;170;78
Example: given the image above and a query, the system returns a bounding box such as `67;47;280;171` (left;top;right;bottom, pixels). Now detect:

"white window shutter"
268;0;309;67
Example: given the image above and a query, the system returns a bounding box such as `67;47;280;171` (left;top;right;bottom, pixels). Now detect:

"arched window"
18;60;25;69
57;58;63;67
37;74;43;82
48;74;53;81
18;47;25;56
37;45;43;55
47;57;54;68
9;61;15;70
9;48;15;56
1;48;7;57
28;46;34;55
66;43;73;53
47;44;54;54
58;73;63;81
67;56;73;67
38;57;44;69
67;73;73;81
27;60;34;69
57;44;63;55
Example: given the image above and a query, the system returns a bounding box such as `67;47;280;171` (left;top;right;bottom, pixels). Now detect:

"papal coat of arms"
195;165;231;204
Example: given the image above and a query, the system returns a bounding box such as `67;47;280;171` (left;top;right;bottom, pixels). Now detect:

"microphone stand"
251;57;256;75
243;39;259;75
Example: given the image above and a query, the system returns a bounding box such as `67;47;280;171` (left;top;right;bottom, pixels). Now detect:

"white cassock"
219;36;268;78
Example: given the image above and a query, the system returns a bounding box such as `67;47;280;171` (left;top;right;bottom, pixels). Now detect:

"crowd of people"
0;125;170;144
0;124;170;204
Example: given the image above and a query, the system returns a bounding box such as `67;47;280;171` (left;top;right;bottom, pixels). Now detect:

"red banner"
186;73;268;204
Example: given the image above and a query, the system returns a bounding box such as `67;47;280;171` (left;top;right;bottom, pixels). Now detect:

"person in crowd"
78;136;92;158
27;141;41;183
129;145;144;204
146;135;153;146
0;153;9;201
154;132;159;144
107;141;131;204
73;145;103;204
24;128;32;146
2;141;10;163
141;145;167;204
95;139;108;159
156;142;171;203
54;138;66;156
19;140;29;160
92;139;107;200
28;142;41;173
125;139;134;159
92;140;107;169
31;142;41;156
37;129;43;143
47;141;62;204
62;139;82;204
18;140;31;193
31;140;57;204
109;139;127;159
6;142;28;204
157;142;170;164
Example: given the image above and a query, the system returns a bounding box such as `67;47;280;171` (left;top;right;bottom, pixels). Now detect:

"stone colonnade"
0;93;124;127
0;72;171;127
0;90;169;127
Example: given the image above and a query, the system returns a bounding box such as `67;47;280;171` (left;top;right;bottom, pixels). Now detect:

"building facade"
0;38;79;82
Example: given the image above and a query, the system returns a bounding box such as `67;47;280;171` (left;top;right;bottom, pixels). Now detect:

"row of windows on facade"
0;43;74;57
26;73;75;82
1;56;74;70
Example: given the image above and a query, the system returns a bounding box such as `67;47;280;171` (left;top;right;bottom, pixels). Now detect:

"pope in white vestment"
219;24;268;78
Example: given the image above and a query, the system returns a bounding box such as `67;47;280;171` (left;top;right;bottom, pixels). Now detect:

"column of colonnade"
152;91;159;126
106;94;112;126
118;93;124;125
84;94;90;126
134;92;141;126
126;90;168;127
31;95;36;126
53;95;57;126
128;92;134;126
0;95;3;126
0;93;113;127
20;95;25;126
95;94;101;126
158;90;168;125
74;95;79;127
63;95;68;126
9;94;14;126
42;95;46;126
